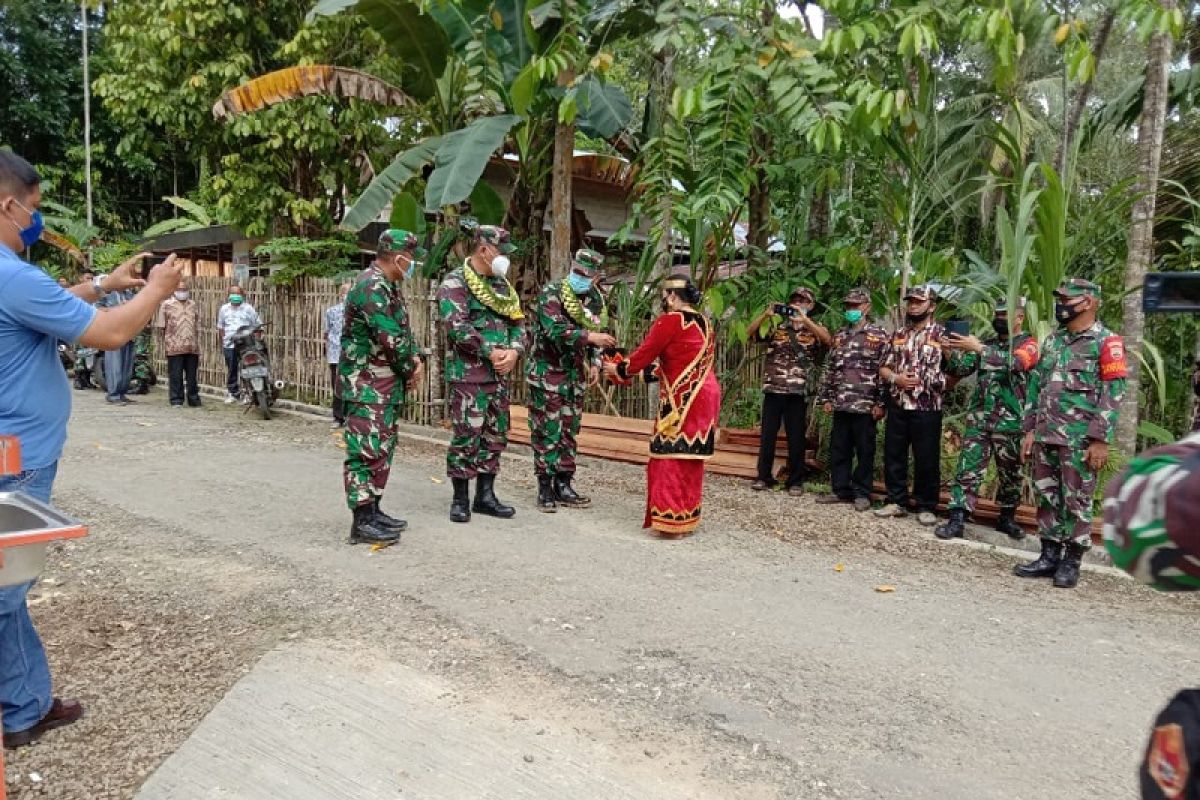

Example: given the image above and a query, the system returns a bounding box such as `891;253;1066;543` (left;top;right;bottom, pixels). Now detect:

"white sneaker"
873;503;907;518
224;394;236;404
917;511;938;526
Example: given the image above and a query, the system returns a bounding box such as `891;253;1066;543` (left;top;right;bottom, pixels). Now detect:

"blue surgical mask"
568;273;593;294
404;259;421;280
844;309;863;324
7;200;43;249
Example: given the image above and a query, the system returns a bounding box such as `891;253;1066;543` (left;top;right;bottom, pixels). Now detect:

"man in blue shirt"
0;151;183;749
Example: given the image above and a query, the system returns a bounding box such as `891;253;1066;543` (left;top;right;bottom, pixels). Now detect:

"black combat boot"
934;509;965;540
1053;542;1085;589
349;504;400;545
537;474;558;513
995;507;1025;540
554;472;590;508
473;473;516;518
450;478;472;523
373;499;408;533
1013;538;1062;578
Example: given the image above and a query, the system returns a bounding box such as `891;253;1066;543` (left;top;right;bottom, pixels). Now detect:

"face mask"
568;273;593;294
6;200;43;249
175;290;190;301
991;318;1008;337
844;309;863;324
405;259;421;280
229;294;243;305
906;309;931;323
490;254;510;280
1055;301;1082;325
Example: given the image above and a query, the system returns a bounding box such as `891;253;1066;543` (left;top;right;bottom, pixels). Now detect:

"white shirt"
217;302;261;349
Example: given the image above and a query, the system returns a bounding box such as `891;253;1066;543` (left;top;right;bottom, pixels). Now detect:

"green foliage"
424;114;521;211
253;234;360;284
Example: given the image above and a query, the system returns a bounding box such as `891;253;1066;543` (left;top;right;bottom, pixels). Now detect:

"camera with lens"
773;303;799;318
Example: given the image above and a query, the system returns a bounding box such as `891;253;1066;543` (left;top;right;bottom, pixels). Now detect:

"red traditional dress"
619;310;721;536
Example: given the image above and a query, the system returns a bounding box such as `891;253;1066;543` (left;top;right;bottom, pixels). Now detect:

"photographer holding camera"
747;287;830;495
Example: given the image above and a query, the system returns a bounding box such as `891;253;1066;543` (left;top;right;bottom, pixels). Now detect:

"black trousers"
883;409;943;512
829;411;877;500
330;363;344;423
757;392;808;487
167;353;200;406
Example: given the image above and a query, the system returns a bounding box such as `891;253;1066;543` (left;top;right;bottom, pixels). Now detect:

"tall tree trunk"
549;69;575;281
1117;0;1177;455
1054;8;1116;175
649;46;676;275
746;1;775;258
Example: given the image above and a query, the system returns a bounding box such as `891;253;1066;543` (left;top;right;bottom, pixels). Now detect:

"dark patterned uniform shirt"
526;280;603;393
437;262;527;384
881;321;950;411
755;321;824;395
816;322;889;414
1023;321;1127;445
337;265;417;406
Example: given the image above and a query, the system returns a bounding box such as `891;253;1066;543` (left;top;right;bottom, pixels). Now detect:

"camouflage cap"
473;225;516;254
843;287;871;305
1055;277;1100;299
995;295;1027;312
1103;439;1200;591
789;286;815;303
903;284;937;302
378;228;427;258
571;248;604;276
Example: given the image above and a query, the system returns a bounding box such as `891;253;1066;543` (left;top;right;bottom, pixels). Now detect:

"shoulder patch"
1099;335;1128;381
1147;722;1189;799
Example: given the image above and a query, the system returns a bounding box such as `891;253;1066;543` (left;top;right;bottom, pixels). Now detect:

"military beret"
903;284;937;302
378;228;427;258
473;225;516;254
571;248;604;276
1055;277;1100;299
843;288;870;305
1103;435;1200;591
789;286;815;303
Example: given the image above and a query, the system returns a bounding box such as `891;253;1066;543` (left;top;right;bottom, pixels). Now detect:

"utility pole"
82;0;94;228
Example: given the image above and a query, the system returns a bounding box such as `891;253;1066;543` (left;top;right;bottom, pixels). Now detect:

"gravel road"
5;388;1200;799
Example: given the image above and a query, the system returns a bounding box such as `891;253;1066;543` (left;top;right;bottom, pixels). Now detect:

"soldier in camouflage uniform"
814;288;888;512
526;249;617;512
935;297;1040;541
339;228;426;545
1016;278;1127;588
437;225;527;523
747;287;830;495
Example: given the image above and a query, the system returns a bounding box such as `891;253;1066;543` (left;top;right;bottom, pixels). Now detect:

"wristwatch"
92;274;109;299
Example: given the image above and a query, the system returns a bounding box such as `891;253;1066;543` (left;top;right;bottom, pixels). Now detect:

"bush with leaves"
253;234;361;285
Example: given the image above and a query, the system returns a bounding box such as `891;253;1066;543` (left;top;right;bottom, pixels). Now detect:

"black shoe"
1014;538;1062;578
450;478;472;523
537;474;558;513
373;499;408;532
934;509;965;540
995;507;1025;540
554;473;590;507
348;504;400;545
1053;542;1085;588
473;473;516;518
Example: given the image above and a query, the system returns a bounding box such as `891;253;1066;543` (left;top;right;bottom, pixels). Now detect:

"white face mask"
490;254;511;279
175;290;190;301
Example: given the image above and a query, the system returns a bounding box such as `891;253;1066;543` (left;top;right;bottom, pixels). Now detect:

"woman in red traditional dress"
604;274;720;537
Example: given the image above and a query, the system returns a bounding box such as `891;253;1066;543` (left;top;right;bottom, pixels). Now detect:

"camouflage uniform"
339;236;423;512
437;235;527;480
946;325;1040;516
526;250;605;479
1024;280;1127;549
754;286;825;489
816;288;888;502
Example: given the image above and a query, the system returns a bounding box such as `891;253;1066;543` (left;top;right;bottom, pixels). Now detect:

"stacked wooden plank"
508;405;1101;543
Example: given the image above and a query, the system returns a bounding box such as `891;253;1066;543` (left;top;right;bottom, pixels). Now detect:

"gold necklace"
463;260;524;320
560;279;608;332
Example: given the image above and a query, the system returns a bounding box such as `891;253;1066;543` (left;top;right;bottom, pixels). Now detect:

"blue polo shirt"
0;244;97;469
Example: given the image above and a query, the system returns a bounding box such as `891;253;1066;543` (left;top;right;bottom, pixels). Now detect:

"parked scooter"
231;323;278;420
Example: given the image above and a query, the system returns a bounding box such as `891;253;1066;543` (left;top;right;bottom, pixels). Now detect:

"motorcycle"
231;322;279;420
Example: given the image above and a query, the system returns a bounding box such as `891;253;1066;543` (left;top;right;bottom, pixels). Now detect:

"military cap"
996;295;1027;312
1103;438;1200;591
378;228;427;258
1055;278;1100;299
789;286;815;303
903;284;937;302
472;224;516;254
843;287;870;305
571;248;604;276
